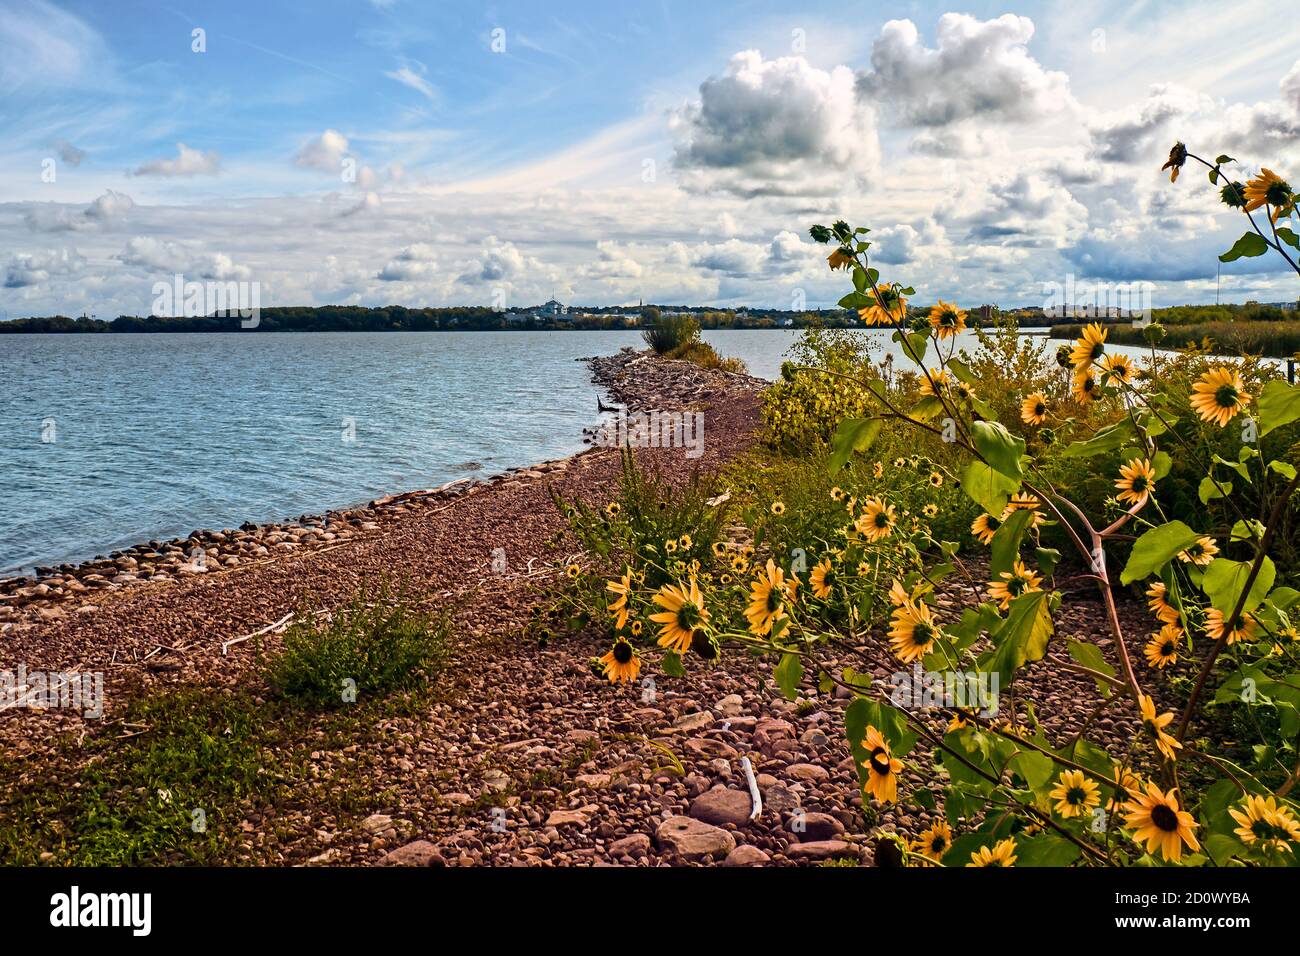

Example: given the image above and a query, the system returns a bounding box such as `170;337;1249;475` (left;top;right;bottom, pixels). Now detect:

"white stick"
742;755;763;820
221;611;294;655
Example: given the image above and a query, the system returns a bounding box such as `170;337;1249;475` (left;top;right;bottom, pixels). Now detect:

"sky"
2;0;1299;318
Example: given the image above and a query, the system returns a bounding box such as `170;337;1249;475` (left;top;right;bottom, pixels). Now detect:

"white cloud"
671;50;879;198
131;143;220;177
4;247;85;288
116;236;250;280
859;14;1071;127
582;240;643;279
385;64;437;103
690;239;767;275
1283;60;1300;114
377;243;439;282
23;190;134;232
294;129;351;174
1087;84;1212;164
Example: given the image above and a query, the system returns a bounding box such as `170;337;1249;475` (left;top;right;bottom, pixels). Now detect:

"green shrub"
643;313;700;354
665;339;748;373
267;587;451;707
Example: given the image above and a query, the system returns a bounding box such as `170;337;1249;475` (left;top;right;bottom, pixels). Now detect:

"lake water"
0;327;1162;575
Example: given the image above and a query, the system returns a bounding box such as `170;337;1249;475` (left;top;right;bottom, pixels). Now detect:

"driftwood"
221;612;294;655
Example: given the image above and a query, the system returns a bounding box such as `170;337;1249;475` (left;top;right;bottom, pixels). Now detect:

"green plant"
642;312;700;354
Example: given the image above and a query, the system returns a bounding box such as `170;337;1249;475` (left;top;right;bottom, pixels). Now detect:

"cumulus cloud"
909;125;1003;158
689;239;767;275
1088;84;1212;164
131;143;220;177
582;240;643;279
949;172;1088;249
53;139;86;166
767;230;809;263
4;247;85;287
340;191;382;218
295;129;351;173
859;14;1070;127
377;243;439;281
116;236;250;280
671;50;879;197
460;236;533;284
24;190;134;232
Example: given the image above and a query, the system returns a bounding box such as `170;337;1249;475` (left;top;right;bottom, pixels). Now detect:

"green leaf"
774;652;803;700
984;590;1054;686
972;420;1026;481
1219;231;1270;262
1060;419;1134;459
1277;227;1300;250
989;508;1033;580
1010;750;1055;790
1067;639;1116;697
1202;556;1276;615
1035;547;1061;578
1259;380;1300;436
1215;154;1236;165
909;395;947;421
661;651;685;677
828;417;883;474
1120;521;1201;585
1015;833;1082;867
844;698;917;758
1270;459;1298;480
961;460;1020;516
1198;476;1232;504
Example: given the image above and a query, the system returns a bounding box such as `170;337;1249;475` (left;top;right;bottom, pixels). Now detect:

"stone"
609;834;651;857
689;787;754;828
715;694;745;717
655;815;736;860
760;781;800;814
790;812;845;842
682;737;738;760
785;762;831;783
380;840;439;866
786;840;858;862
545;808;592;827
360;813;393;834
723;845;771;867
671;711;714;734
754;718;796;752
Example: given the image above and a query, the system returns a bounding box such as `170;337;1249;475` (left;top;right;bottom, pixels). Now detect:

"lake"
0;327;1167;575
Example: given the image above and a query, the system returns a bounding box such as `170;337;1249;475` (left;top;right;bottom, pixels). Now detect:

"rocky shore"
1;347;1154;867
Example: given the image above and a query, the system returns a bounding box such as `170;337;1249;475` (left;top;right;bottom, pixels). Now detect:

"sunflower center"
1214;384;1240;408
1067;786;1087;805
678;602;702;629
613;641;633;664
1266;181;1292;204
931;836;947;852
1160;642;1175;657
869;748;892;776
1034;402;1045;416
1131;476;1148;493
766;589;782;613
1150;803;1179;832
1008;577;1027;597
912;621;935;646
874;512;890;528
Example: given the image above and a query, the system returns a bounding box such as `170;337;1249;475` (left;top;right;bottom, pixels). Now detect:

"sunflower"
856;497;897;542
1050;769;1101;819
1178;535;1219;566
1069;322;1107;371
1145;581;1181;625
1243;167;1295;223
730;554;749;573
928;301;967;339
1100;352;1135;387
970;512;1002;545
922;503;939;518
664;539;678;554
913;820;952;863
565;563;581;579
599;638;641;684
1161;142;1187;183
604;502;621;518
888;578;913;607
606;569;633;630
770;501;786;516
1144;623;1182;669
629;620;643;637
1190;367;1250;427
1115;457;1157;507
809;557;836;600
918;369;952;397
1124;783;1200;862
889;600;942;664
1071;371;1100;404
1020;392;1048;426
987;560;1043;611
1205;607;1257;645
1139;693;1182;762
830;486;846;502
927;470;944;488
862;725;902;804
859;283;907;326
827;247;855;271
745;559;789;636
711;541;728;558
649;578;709;653
872;460;884;479
1229;795;1300;853
1004;493;1046;529
678;534;693;551
967;838;1017;867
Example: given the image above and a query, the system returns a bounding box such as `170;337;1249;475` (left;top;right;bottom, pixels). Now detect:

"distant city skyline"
3;0;1299;318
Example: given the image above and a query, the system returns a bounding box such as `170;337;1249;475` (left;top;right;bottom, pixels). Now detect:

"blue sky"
3;0;1299;316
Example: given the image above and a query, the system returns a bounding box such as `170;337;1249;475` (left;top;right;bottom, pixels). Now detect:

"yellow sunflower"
827;247;855;271
599;638;641;684
1069;322;1107;371
858;283;907;326
1071;371;1100;405
678;534;693;550
1205;607;1257;645
1124;783;1200;862
711;541;728;558
872;460;884;479
913;820;952;863
604;502;621;518
629;620;643;637
1138;693;1182;762
1144;623;1182;669
1161;142;1186;182
770;501;786;516
856;496;897;542
565;563;581;579
649;578;709;654
1178;535;1219;566
1243;167;1295;222
967;838;1017;867
1050;769;1101;819
809;557;836;600
1145;581;1181;625
928;300;967;339
1020;392;1048;426
918;368;952;397
830;486;846;502
744;559;788;636
1229;795;1300;853
927;470;944;488
1190;367;1250;427
862;725;902;804
1100;352;1135;386
987;559;1043;611
970;512;1002;545
606;569;633;630
889;600;942;664
922;503;939;518
1115;457;1157;507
